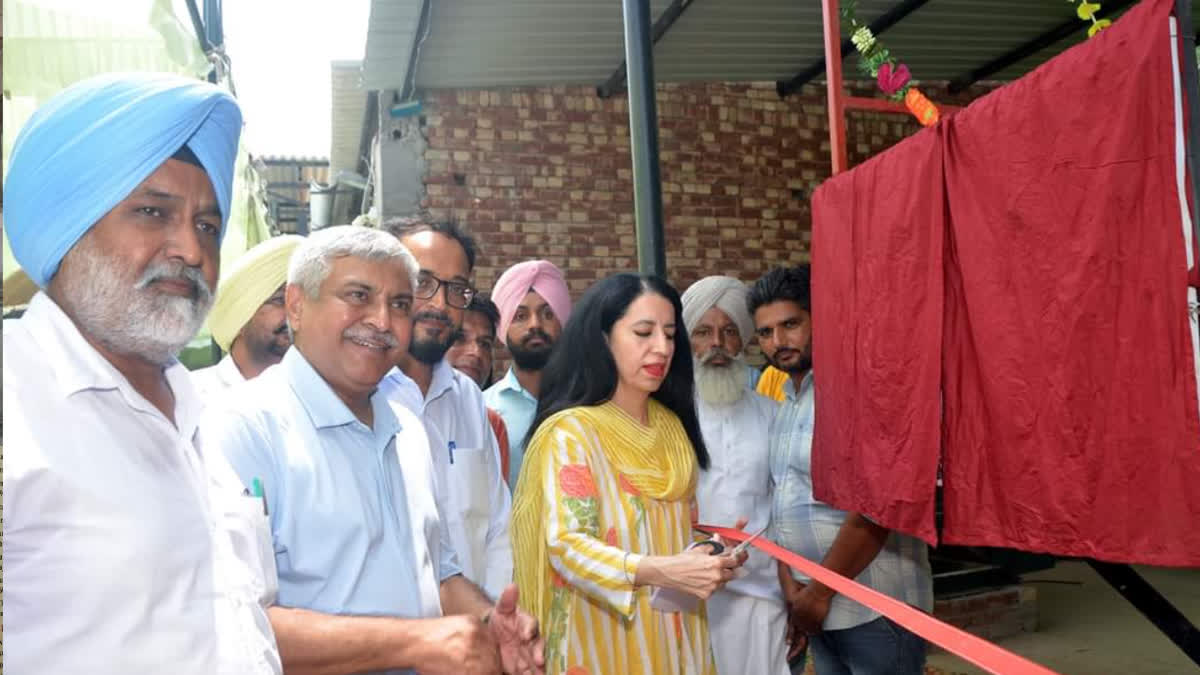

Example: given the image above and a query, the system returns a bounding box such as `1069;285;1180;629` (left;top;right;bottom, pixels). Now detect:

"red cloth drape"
811;0;1200;566
810;127;945;545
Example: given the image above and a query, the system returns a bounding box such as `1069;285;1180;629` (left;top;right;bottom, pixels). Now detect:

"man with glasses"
380;218;514;600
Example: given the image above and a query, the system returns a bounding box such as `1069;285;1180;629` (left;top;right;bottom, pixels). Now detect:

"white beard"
57;235;214;365
695;355;748;407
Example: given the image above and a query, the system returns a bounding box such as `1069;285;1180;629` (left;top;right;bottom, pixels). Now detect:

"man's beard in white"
58;236;214;365
695;348;748;406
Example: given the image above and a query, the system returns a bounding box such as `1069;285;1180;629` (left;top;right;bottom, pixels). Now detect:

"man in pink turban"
483;260;572;486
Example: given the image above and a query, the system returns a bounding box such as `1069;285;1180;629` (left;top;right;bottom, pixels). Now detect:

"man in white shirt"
192;234;304;394
2;73;279;674
380;218;514;600
682;275;791;675
205;226;542;675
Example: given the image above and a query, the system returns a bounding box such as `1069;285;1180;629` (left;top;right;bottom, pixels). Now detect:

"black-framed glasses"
415;272;475;309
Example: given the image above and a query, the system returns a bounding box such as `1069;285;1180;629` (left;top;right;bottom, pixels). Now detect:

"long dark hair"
529;273;710;469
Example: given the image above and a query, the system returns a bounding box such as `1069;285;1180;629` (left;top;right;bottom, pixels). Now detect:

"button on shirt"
206;349;459;645
769;372;933;631
696;389;783;603
2;292;279;675
383;360;514;599
483;367;538;486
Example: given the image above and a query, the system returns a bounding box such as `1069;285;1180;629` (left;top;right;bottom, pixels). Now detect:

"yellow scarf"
511;399;698;625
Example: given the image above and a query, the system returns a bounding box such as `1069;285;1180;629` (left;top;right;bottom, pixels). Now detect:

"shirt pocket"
445;446;492;573
214;490;279;607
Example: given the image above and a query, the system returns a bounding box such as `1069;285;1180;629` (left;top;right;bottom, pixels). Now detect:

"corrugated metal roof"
361;0;428;90
363;0;1194;91
330;60;369;176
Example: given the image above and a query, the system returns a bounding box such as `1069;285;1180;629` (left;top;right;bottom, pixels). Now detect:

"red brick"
419;81;991;293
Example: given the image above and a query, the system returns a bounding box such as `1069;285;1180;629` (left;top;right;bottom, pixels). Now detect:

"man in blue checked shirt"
750;266;933;675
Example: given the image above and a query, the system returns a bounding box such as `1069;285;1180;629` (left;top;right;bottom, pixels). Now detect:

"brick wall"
417;80;991;295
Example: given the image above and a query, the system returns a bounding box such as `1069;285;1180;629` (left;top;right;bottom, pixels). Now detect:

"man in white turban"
2;73;279;674
194;234;304;394
681;275;792;675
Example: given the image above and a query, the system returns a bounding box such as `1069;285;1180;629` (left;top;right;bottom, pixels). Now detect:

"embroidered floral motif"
559;464;598;498
546;584;573;673
559;464;600;537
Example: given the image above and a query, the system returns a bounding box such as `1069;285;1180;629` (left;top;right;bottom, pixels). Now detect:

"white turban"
680;276;754;346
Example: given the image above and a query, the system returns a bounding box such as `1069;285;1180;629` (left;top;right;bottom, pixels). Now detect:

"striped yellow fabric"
755;366;789;402
512;400;715;675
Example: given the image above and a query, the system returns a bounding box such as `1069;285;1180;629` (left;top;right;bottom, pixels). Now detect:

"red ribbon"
696;524;1061;675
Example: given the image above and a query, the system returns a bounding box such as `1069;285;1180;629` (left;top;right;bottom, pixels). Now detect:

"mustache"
136;260;212;302
342;325;400;348
521;329;552;345
413;309;452;328
699;347;734;364
273;321;290;336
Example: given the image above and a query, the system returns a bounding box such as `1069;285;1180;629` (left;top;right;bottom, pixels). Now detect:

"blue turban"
4;73;242;287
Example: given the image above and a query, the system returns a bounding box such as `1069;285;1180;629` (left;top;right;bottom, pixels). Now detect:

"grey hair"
287;225;419;298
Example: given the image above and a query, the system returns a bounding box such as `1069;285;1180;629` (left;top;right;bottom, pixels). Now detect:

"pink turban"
492;260;572;341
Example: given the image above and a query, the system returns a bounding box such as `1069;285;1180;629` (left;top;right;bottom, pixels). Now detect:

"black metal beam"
776;0;932;99
621;0;668;277
203;0;223;49
1087;561;1200;667
400;0;434;101
947;0;1137;93
183;0;212;54
597;0;696;99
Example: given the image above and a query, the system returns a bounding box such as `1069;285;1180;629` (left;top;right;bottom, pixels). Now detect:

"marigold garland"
840;0;939;126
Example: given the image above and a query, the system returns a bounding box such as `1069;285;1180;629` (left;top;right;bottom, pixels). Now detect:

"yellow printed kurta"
514;402;716;675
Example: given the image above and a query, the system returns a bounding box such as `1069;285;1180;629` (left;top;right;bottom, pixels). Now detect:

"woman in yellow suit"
512;274;745;675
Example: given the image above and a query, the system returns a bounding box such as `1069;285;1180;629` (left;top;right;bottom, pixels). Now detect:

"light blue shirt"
769;372;933;631
483;367;538;486
205;349;460;630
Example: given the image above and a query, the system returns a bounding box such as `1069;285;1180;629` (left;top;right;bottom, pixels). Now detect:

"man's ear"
284;283;305;338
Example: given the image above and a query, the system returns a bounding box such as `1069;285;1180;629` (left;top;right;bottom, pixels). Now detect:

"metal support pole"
821;0;849;175
1174;0;1200;250
203;0;223;49
621;0;667;277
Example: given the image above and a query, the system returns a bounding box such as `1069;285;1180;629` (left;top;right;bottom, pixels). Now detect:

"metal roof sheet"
363;0;1192;91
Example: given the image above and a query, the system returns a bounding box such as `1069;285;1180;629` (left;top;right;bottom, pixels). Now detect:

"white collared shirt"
696;388;784;603
381;361;514;599
2;292;280;675
192;353;246;396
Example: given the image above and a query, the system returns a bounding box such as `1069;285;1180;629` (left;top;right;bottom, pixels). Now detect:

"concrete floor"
926;562;1200;675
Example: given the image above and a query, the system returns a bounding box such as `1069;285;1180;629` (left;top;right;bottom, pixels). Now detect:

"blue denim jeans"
809;616;926;675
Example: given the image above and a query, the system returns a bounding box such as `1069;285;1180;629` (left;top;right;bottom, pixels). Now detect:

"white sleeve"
480;397;515;599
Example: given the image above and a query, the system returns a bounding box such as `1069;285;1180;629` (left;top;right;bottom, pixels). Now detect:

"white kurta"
191;352;246;396
381;361;514;599
696;389;790;675
2;292;280;675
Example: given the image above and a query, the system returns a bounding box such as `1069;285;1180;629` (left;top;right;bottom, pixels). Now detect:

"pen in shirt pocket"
251;477;269;516
448;440;456;465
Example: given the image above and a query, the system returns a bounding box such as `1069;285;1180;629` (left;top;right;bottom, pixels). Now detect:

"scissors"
695;525;769;556
730;525;769;556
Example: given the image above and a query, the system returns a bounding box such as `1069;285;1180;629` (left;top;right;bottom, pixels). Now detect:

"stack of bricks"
932;585;1039;646
418;80;962;296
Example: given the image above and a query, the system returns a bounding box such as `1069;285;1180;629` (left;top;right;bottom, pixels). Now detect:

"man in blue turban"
2;73;281;674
